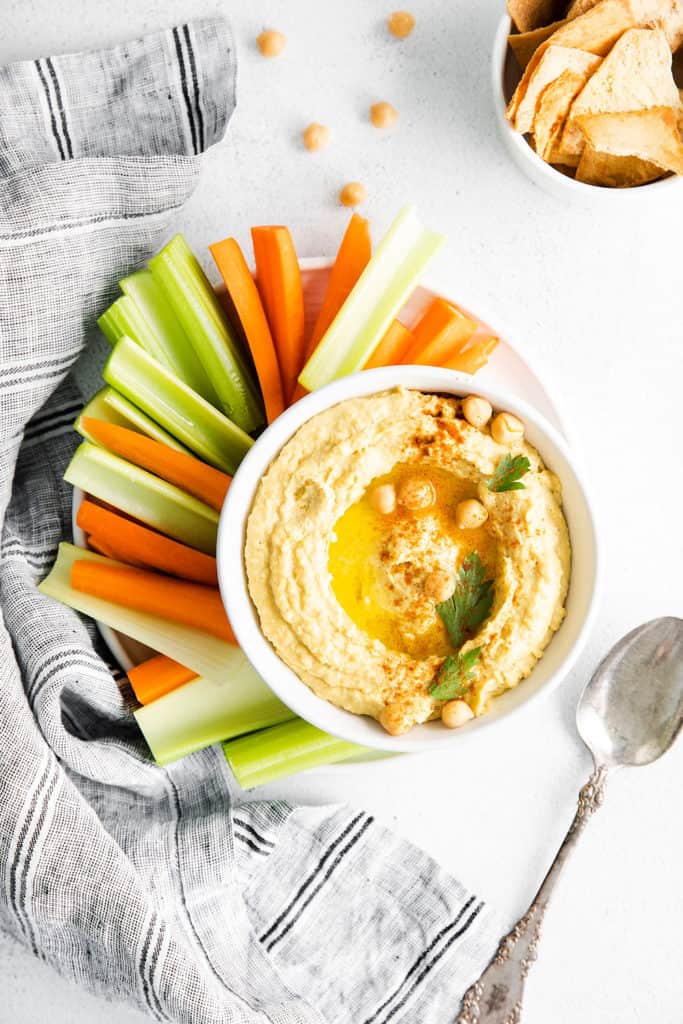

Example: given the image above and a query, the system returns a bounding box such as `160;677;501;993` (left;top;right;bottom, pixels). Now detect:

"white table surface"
2;1;681;1021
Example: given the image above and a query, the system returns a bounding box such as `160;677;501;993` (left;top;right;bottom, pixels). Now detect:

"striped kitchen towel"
0;17;499;1024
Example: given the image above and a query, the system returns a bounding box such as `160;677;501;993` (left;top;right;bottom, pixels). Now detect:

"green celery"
149;234;264;433
135;674;294;766
76;386;190;453
98;296;172;369
119;270;220;406
299;205;445;390
223;719;364;789
39;544;265;681
103;336;253;474
64;442;218;554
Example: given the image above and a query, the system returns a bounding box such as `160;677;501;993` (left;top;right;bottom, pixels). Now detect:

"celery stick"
98;296;172;369
103;336;253;474
119;270;220;407
135;674;294;766
64;442;218;554
76;386;190;454
299;205;446;390
39;543;270;682
149;234;264;433
223;719;364;789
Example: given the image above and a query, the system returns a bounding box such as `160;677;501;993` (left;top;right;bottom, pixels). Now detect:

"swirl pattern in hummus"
244;388;571;734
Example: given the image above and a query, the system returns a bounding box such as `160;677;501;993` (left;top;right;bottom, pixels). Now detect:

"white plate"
72;258;580;757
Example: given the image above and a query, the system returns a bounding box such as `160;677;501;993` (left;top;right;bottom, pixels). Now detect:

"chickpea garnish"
388;10;416;38
397;476;435;511
424;569;454;603
369;483;396;515
455;499;488;530
303;123;330;152
370;101;399;129
462;395;492;430
441;699;475;729
256;30;287;58
379;702;409;736
339;182;368;207
490;412;525;446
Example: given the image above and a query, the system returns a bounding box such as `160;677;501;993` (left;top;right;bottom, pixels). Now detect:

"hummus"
245;388;571;734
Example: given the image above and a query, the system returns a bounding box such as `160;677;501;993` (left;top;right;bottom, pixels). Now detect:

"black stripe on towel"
259;811;367;945
45;57;74;158
34;59;65;160
182;25;204;151
172;27;198;155
266;815;374;952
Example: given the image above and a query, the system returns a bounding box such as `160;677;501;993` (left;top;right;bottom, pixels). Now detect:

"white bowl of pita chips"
493;0;683;198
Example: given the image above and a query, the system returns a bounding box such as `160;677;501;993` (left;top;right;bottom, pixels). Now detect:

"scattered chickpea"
455;498;489;530
303;123;330;152
369;483;396;515
370;101;399;129
442;699;475;729
424;569;454;603
397;476;436;511
388;10;416;38
256;30;287;57
462;395;493;430
339;182;368;207
490;412;525;446
379;702;409;736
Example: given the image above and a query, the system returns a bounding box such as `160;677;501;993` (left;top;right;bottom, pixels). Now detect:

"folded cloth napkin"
0;18;499;1023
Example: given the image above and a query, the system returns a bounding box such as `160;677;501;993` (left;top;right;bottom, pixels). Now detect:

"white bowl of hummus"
218;367;600;752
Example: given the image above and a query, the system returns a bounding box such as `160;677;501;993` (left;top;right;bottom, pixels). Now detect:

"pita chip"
532;69;596;159
507;46;601;133
509;20;569;68
577;106;683;172
559;28;681;158
507;0;641;122
507;0;566;31
576;145;667;183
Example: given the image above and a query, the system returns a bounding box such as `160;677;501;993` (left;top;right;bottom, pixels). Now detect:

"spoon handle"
454;764;609;1024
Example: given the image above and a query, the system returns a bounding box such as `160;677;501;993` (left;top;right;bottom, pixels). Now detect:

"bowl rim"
217;365;602;753
491;13;683;198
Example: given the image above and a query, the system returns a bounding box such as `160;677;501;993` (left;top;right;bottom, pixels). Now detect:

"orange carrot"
71;560;235;643
364;319;413;370
252;226;305;403
210;237;285;423
402;298;478;366
306;213;371;358
443;337;499;375
78;500;218;585
127;654;198;705
292;213;371;402
81;418;230;512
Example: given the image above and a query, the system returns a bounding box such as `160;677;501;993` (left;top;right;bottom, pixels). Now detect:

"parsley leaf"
429;647;481;700
487;453;531;492
435;552;494;650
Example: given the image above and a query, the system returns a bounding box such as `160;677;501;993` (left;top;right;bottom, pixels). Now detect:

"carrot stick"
443;337;499;375
252;226;305;404
80;418;230;512
364;319;413;369
71;560;235;643
401;298;478;366
307;213;371;357
292;213;371;402
77;500;218;585
127;654;198;705
86;533;143;563
209;237;285;423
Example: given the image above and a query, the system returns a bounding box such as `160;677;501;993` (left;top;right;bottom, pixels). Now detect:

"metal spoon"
456;617;683;1024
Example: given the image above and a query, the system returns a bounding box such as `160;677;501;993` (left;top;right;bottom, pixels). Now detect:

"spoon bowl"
576;617;683;768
